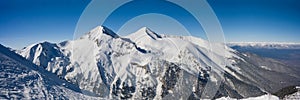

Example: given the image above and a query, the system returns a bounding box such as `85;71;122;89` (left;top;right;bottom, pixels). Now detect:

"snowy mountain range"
1;26;299;99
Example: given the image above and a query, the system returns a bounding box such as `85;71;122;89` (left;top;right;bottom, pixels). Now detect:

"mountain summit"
82;26;119;40
138;27;162;39
127;27;162;41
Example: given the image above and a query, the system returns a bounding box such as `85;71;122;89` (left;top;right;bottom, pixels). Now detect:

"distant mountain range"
1;26;299;99
228;42;300;74
227;42;300;49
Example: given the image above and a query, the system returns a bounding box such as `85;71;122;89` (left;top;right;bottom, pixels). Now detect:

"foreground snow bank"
217;94;279;100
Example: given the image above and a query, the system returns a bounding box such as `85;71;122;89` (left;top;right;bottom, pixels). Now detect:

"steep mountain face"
17;26;300;99
0;44;97;99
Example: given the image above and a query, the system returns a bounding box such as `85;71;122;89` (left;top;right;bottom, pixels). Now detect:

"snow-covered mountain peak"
81;26;119;40
18;41;63;69
138;27;152;32
128;27;162;41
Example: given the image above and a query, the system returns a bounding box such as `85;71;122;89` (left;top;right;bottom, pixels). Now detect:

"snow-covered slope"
17;26;300;99
283;90;300;99
0;44;98;99
216;94;279;100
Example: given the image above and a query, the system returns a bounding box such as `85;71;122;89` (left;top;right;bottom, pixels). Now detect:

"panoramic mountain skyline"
1;0;300;49
1;0;300;99
1;25;296;99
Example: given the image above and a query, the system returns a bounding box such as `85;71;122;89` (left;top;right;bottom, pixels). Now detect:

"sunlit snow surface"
217;94;279;100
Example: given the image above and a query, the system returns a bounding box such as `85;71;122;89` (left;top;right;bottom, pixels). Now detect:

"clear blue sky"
208;0;300;43
0;0;300;49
